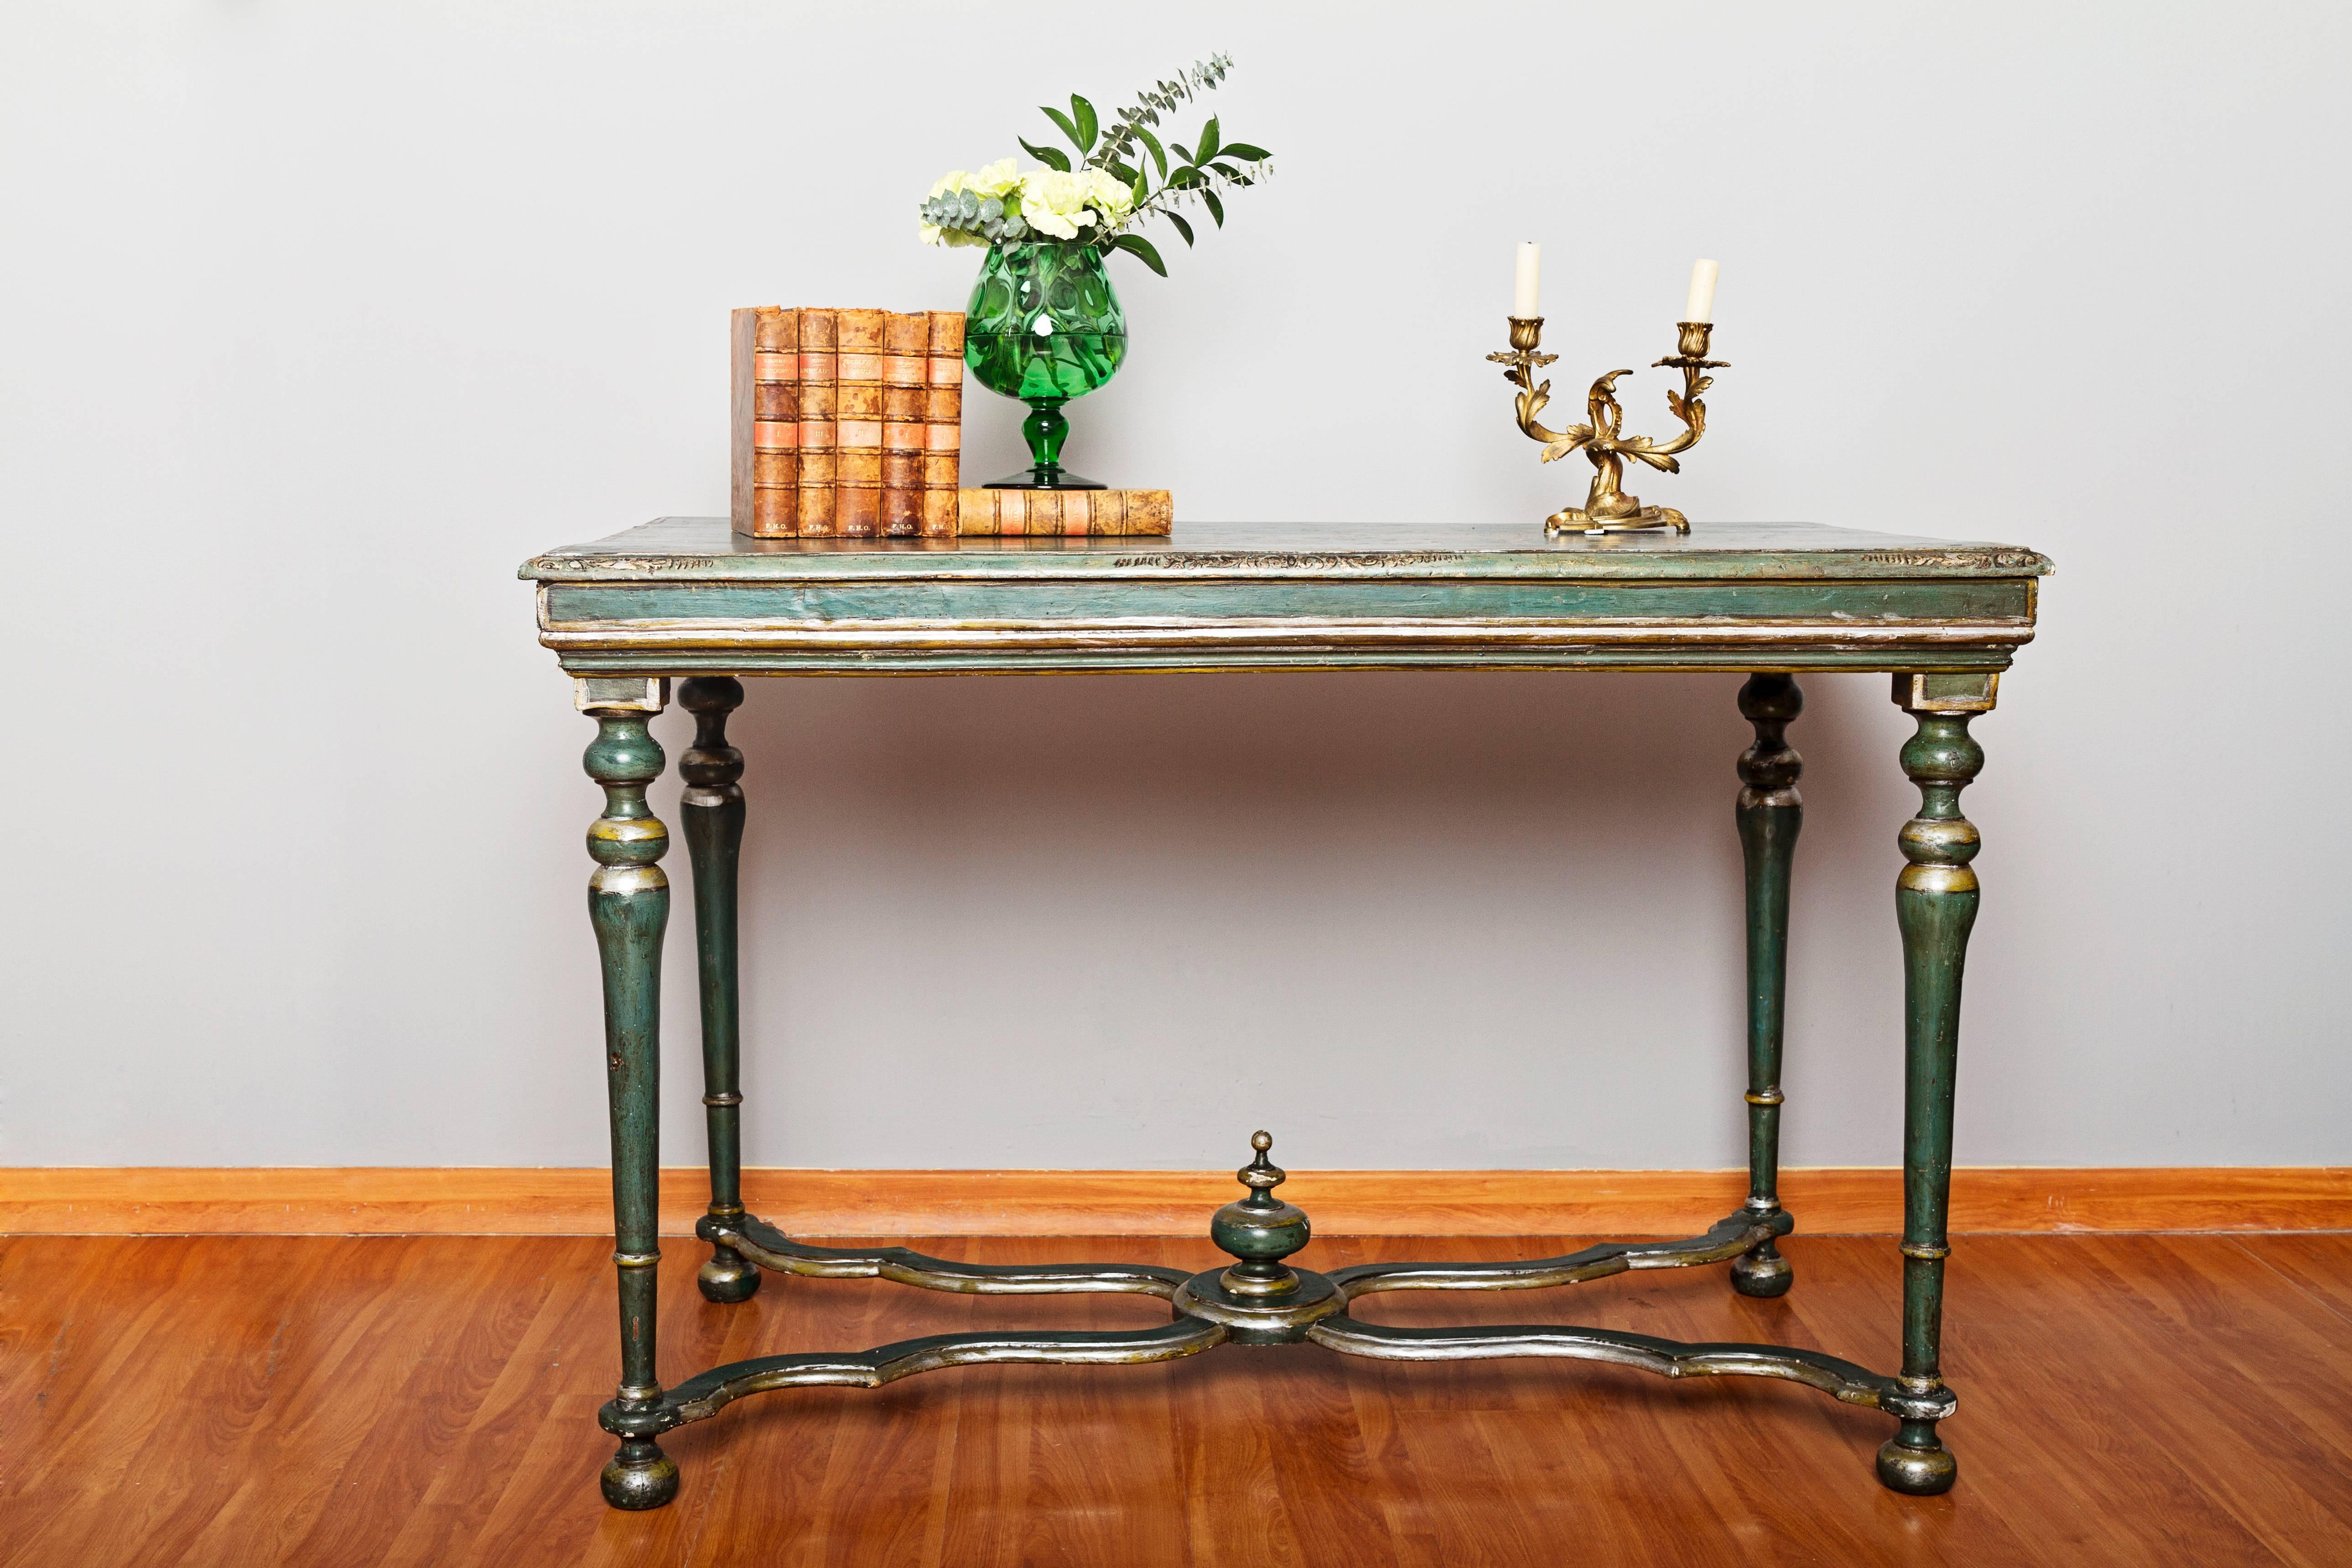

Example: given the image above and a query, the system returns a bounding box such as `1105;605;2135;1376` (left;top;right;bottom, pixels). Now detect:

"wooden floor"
5;1233;2349;1567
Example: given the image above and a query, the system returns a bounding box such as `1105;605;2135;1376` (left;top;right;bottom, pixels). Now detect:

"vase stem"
1023;400;1069;472
985;395;1106;489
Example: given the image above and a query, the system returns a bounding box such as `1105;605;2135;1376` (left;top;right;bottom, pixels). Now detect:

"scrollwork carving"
1859;549;2050;571
1109;551;1464;570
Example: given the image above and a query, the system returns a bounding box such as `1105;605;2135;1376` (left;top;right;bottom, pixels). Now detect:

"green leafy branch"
1018;53;1272;278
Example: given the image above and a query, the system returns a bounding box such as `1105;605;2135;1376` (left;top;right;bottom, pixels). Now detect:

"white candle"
1684;258;1719;324
1513;242;1541;318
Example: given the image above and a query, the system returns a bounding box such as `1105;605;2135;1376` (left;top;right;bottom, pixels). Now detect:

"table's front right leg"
580;679;680;1511
679;676;759;1304
1877;672;1994;1496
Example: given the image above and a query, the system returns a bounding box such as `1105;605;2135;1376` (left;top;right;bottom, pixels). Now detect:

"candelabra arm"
1644;324;1730;464
1531;411;1595;459
1510;382;1577;449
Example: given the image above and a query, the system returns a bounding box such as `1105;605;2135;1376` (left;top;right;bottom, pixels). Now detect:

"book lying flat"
957;488;1173;537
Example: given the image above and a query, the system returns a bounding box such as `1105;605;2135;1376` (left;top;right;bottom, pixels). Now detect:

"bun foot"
1876;1426;1958;1495
698;1247;762;1304
1730;1241;1794;1298
601;1438;680;1510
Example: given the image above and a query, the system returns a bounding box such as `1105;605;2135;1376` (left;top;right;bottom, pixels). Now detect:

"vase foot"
985;466;1107;490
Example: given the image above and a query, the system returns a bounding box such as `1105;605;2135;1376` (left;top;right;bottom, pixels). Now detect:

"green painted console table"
519;517;2051;1510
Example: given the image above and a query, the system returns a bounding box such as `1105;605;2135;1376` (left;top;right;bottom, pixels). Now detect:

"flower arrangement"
916;54;1272;276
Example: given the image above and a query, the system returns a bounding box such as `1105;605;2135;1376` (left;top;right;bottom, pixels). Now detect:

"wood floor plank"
135;1240;353;1568
1252;1349;1404;1567
1;1239;311;1568
1173;1354;1305;1568
5;1234;2352;1566
2066;1236;2352;1567
2236;1233;2352;1327
0;1235;119;1422
380;1238;617;1568
1;1238;204;1512
169;1238;466;1568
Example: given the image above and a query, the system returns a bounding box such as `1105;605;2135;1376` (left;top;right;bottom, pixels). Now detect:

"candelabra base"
1547;505;1690;537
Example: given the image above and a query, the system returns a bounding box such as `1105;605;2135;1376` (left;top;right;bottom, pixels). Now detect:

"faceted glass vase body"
965;241;1127;488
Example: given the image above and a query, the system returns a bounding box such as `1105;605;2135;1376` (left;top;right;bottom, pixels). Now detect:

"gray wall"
4;2;2345;1171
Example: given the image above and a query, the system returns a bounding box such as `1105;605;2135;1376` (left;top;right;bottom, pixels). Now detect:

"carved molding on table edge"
521;545;2054;581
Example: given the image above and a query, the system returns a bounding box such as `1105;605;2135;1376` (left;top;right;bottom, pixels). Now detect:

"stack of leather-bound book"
731;307;964;539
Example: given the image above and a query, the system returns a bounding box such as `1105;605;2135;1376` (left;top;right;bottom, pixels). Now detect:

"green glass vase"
964;241;1127;489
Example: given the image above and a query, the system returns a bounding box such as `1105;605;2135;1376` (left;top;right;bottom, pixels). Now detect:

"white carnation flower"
1081;166;1136;221
968;158;1021;198
1018;170;1101;240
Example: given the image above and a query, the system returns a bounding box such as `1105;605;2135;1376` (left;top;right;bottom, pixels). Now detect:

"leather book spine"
954;487;1174;536
880;312;929;538
833;308;887;537
922;311;965;537
960;487;1027;535
748;307;800;537
795;309;838;536
921;452;961;538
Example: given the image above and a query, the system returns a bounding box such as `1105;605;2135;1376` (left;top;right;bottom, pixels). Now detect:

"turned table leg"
1731;674;1803;1298
678;677;760;1303
580;680;680;1511
1877;673;1994;1495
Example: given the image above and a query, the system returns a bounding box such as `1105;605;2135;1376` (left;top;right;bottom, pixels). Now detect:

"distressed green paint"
677;677;760;1306
1878;699;1984;1496
582;707;680;1511
1730;675;1802;1299
540;576;2031;627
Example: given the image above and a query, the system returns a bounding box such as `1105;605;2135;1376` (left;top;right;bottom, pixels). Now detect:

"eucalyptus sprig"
918;54;1272;278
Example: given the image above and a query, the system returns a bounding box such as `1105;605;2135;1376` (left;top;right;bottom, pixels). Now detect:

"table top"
522;518;2051;678
523;517;2051;583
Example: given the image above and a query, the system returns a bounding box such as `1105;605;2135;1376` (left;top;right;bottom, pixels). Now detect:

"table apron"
546;616;2028;649
540;611;2030;675
540;578;2032;624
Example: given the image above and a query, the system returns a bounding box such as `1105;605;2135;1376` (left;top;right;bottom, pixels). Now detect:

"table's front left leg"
679;677;759;1304
1877;672;1995;1496
580;680;680;1511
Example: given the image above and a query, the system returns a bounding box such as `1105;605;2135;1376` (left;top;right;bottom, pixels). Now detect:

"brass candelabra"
1488;318;1727;535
